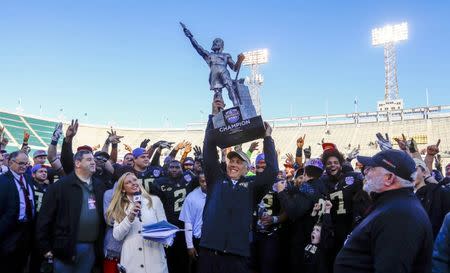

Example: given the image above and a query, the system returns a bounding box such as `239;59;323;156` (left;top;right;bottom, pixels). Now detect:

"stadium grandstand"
1;105;450;166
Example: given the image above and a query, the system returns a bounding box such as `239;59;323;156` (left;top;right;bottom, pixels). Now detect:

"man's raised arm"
203;99;225;186
254;122;278;203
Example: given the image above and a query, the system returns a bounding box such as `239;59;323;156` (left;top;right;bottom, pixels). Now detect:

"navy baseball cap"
304;158;324;171
183;157;195;165
357;149;416;182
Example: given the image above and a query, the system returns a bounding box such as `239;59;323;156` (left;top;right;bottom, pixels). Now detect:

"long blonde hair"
106;172;153;224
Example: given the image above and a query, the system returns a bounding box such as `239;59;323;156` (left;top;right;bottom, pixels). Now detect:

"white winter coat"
113;195;168;273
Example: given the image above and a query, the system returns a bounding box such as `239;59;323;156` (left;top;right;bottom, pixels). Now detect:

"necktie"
18;175;33;220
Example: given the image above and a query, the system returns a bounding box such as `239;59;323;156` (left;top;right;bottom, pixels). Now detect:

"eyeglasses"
12;160;28;166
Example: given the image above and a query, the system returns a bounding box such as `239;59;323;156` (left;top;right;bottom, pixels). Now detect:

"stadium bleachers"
1;107;450;167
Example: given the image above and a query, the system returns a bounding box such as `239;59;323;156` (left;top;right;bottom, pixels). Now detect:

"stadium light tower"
372;22;408;111
242;49;268;115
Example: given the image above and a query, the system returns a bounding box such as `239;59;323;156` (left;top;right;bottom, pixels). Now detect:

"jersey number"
329;190;347;214
138;178;155;193
262;194;273;215
34;192;44;213
173;189;187;212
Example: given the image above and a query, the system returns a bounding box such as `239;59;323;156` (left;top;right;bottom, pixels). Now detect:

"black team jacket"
36;172;106;264
200;115;278;257
334;188;433;273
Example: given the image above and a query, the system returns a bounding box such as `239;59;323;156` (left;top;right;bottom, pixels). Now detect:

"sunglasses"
95;156;108;162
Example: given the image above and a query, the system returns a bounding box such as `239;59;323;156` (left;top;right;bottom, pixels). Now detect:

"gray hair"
380;167;415;189
8;150;28;162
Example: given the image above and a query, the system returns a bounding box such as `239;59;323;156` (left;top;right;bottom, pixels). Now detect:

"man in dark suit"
0;151;36;273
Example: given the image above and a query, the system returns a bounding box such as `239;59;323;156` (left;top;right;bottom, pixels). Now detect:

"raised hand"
51;122;63;145
406;138;419;153
297;134;306;149
234;144;243;152
347;147;360;161
311;201;322;217
140;138;151;149
212;98;225;115
184;142;192;154
123;143;133;153
304;146;312;159
376;133;392;151
23;131;30;144
435;154;442;170
92;144;101;151
0;133;8;148
264;122;273;137
66;119;79;139
248;142;259;153
394;133;407;151
285;153;294;164
427;139;440;156
159;141;175;150
175;140;188;151
106;128;123;144
193;146;203;159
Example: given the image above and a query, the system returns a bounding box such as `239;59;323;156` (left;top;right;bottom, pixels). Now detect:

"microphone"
133;191;142;222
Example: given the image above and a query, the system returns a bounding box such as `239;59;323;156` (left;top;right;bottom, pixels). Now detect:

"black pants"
197;248;249;273
249;232;281;273
0;222;33;273
166;231;188;273
188;237;201;273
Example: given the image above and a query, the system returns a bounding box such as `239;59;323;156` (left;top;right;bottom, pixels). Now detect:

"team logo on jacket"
184;174;192;183
345;176;354;185
153;169;161;177
239;182;249;188
224;109;240;124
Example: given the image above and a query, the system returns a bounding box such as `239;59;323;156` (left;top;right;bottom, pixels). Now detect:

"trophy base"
211;105;265;149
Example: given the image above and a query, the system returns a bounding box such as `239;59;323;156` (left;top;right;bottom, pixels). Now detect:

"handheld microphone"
133;191;142;222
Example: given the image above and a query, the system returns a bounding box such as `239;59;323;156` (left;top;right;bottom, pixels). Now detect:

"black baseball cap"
357;149;416;182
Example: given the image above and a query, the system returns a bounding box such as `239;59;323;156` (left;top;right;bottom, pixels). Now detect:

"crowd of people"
1;97;450;273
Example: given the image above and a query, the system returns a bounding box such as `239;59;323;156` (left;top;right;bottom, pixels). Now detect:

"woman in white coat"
106;172;168;273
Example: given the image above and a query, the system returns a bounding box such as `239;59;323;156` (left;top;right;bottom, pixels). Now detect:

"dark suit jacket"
0;170;35;254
